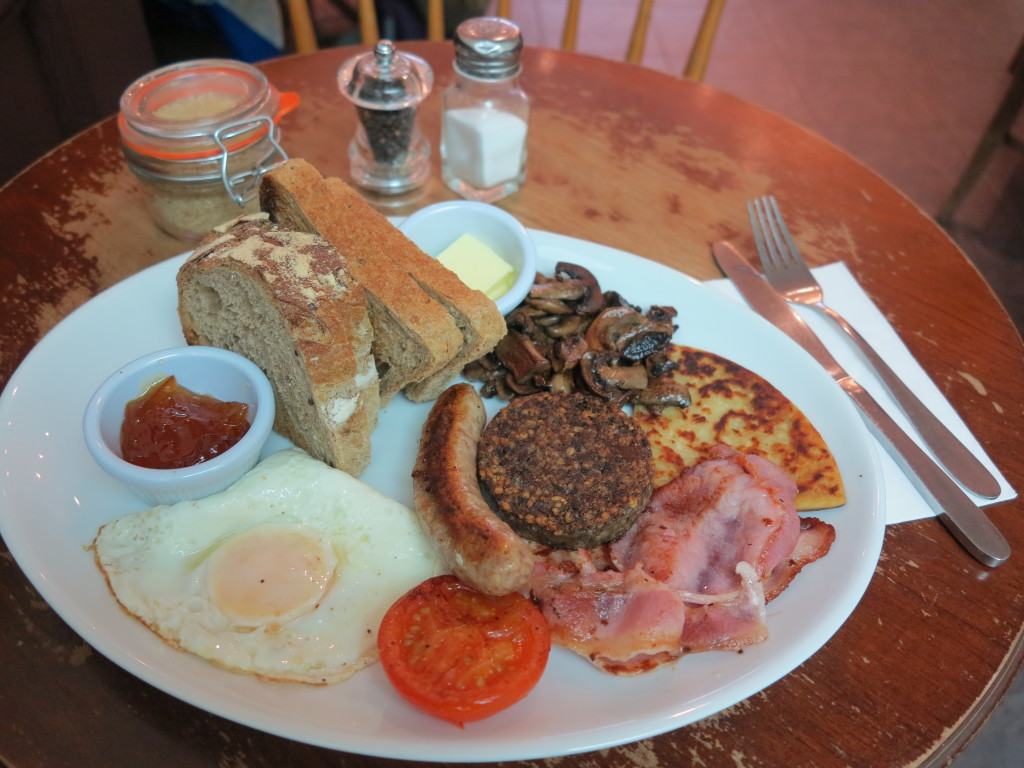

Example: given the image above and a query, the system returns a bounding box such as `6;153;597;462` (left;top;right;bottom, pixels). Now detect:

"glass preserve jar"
118;59;298;242
441;17;530;203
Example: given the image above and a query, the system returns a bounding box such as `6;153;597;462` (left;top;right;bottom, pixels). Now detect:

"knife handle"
818;303;1001;499
839;378;1010;566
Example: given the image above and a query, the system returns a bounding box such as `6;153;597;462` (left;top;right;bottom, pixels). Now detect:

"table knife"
711;240;1010;567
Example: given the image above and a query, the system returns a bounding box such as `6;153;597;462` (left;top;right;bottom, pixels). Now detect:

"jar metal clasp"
212;117;289;205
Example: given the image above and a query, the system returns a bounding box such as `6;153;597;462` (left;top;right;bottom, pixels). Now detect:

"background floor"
494;2;1023;765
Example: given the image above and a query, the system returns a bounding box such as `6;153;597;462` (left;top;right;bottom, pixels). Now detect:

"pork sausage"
412;383;534;595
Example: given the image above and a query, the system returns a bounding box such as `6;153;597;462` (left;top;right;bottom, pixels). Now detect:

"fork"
747;195;1001;500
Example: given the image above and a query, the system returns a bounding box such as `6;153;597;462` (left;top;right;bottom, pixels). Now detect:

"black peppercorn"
338;39;433;194
356;77;415;165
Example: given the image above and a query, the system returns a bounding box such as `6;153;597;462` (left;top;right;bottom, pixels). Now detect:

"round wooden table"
1;42;1022;768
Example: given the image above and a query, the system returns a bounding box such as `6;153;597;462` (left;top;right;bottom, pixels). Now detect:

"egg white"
93;449;442;684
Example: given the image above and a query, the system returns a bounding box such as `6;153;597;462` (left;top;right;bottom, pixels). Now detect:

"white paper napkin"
704;262;1017;524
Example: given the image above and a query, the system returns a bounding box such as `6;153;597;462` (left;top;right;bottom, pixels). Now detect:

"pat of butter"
437;233;515;300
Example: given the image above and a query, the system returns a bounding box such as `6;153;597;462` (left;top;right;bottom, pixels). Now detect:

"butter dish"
399;200;536;316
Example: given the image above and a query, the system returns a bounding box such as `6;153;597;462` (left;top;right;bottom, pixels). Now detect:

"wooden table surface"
1;42;1022;768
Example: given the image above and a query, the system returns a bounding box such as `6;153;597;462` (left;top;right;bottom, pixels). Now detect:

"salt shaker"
338;40;433;198
441;17;530;202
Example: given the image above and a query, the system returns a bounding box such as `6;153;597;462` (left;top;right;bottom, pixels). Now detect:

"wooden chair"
282;0;316;53
285;1;726;82
495;0;727;81
283;0;444;54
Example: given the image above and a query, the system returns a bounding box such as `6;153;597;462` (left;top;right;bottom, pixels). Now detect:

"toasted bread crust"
260;159;464;403
177;213;378;475
320;178;507;402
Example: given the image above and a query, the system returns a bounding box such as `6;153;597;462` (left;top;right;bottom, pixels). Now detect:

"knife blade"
711;240;1009;567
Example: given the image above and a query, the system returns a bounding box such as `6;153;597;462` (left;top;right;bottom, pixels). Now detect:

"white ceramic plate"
0;230;883;762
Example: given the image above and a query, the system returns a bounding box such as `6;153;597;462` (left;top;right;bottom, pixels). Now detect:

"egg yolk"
206;526;336;628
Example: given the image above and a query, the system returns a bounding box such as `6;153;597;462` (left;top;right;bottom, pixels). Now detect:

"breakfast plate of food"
0;162;883;762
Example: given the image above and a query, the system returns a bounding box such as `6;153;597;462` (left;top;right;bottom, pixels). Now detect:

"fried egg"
93;449;442;684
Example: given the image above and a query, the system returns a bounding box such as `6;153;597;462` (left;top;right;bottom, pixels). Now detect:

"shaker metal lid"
453;17;524;79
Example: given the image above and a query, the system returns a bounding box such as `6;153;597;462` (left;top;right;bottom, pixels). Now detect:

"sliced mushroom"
579;351;615;399
529;278;587;301
548;369;576;393
616;320;674;361
630;380;693;413
579;350;649;399
463;263;680;403
600;361;650;390
504;372;546;396
546;314;588;338
475;354;499;372
505;306;538;335
647;305;678;325
584;306;636;351
533;313;564;327
525;297;576;315
553;333;589;371
581;307;673;361
495;331;552;383
555;262;604;315
462;359;491;382
644;351;679;378
492;375;515;401
603;291;641;312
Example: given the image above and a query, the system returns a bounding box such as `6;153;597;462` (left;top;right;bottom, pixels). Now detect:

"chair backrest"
280;0;444;54
357;0;445;44
284;0;318;54
495;0;726;81
285;0;726;82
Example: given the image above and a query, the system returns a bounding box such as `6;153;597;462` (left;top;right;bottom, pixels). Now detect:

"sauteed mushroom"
555;262;603;315
495;331;551;384
644;350;679;379
579;351;649;400
463;262;684;406
630;380;693;413
528;277;587;301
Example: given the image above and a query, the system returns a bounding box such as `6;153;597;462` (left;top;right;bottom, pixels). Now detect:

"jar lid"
453;17;523;80
338;40;433;110
118;59;299;160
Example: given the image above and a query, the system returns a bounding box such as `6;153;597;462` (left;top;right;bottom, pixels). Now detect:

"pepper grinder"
441;17;530;203
338;40;433;198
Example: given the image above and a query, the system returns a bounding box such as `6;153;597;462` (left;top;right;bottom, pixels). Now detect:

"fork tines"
747;195;801;271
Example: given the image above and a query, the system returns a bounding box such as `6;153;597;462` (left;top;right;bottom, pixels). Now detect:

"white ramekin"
82;346;275;506
399;199;537;316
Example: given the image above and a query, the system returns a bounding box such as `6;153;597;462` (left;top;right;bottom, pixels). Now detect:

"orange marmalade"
120;376;251;469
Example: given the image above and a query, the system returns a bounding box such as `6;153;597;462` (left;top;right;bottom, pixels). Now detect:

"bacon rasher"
530;445;835;674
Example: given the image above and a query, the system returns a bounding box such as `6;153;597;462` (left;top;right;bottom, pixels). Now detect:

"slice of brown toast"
259;159;463;403
177;213;379;476
323;178;507;402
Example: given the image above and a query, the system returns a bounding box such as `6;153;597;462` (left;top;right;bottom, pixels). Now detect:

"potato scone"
477;392;654;549
632;344;845;511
